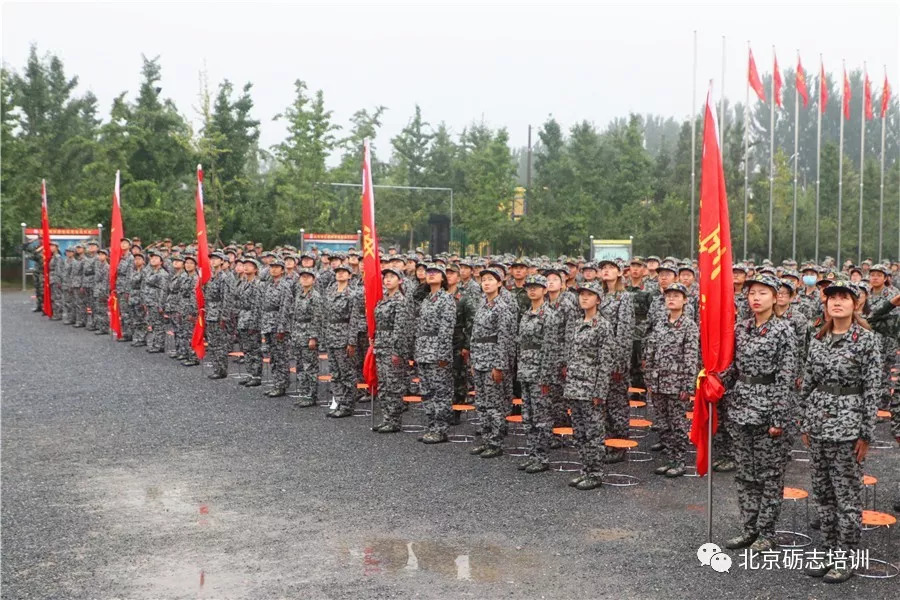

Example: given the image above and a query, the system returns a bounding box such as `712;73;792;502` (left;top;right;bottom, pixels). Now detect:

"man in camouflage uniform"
236;258;264;387
179;255;200;365
71;243;87;327
259;259;294;397
642;283;699;476
129;252;148;346
142;249;170;353
164;254;185;358
114;239;134;341
516;274;563;473
82;240;99;330
205;252;231;379
447;263;474;412
866;264;898;410
371;267;411;432
92;248;110;334
48;242;63;319
625;257;653;389
323;263;357;417
62;247;76;324
290;266;323;407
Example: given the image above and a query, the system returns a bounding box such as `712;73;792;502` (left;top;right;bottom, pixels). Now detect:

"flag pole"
792;50;800;260
815;56;823;263
743;41;751;260
720;35;726;148
879;66;887;262
837;60;845;266
768;46;776;260
690;30;698;260
707;401;713;542
858;63;867;264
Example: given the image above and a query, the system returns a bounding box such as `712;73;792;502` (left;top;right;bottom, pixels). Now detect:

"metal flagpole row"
879;66;887;262
690;30;698;260
768;46;776;260
743;42;750;260
815;56;823;263
792;50;800;260
837;60;845;266
858;63;867;264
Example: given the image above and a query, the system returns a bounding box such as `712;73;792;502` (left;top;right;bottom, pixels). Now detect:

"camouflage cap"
823;280;859;299
480;267;504;283
524;274;548;288
869;263;891;275
732;263;749;274
87;239;99;247
677;263;696;275
97;247;109;256
646;255;661;262
743;273;781;292
425;263;446;276
381;267;404;280
779;278;798;293
182;253;197;264
630;255;646;266
298;266;317;277
209;251;226;261
333;263;352;273
663;282;690;296
269;258;286;269
581;261;598;271
510;256;530;268
445;262;460;273
781;268;800;280
657;261;679;274
597;258;621;270
242;257;260;270
576;280;604;297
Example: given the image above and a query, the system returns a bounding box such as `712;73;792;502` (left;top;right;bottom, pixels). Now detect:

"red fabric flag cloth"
773;53;783;107
796;57;809;108
882;74;892;118
191;165;211;359
864;71;874;120
748;49;766;102
40;179;53;317
820;61;828;114
360;140;383;395
108;170;124;338
843;68;852;120
689;83;736;477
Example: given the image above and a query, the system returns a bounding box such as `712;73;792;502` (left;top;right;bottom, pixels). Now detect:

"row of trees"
2;45;899;262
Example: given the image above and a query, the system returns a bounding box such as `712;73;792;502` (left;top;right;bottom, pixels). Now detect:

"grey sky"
3;1;898;159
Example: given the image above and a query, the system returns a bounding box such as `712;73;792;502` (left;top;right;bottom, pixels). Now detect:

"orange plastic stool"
776;487;811;548
858;510;899;579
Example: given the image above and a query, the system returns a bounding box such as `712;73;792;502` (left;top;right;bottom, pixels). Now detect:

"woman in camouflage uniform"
799;282;881;583
323;264;358;418
236;258;264;388
259;259;294;398
179;255;200;366
290;266;323;407
128;252;147;347
371;268;410;433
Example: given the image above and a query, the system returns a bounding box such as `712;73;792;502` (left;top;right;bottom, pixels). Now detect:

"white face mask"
802;275;817;287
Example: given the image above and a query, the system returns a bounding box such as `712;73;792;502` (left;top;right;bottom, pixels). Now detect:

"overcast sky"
3;1;898;158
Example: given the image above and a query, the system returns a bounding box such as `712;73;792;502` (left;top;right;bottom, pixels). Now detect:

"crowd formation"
28;238;900;583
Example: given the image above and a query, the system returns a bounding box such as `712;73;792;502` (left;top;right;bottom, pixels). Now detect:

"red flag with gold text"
191;165;210;359
361;140;383;395
40;180;53;317
108;171;124;338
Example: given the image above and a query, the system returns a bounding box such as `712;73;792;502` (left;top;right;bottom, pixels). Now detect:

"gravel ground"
2;291;898;599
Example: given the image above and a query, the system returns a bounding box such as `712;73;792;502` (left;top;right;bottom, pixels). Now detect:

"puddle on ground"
340;538;542;583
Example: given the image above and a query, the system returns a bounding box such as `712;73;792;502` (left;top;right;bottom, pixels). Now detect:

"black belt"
739;374;776;385
520;342;542;351
474;335;498;344
816;384;863;396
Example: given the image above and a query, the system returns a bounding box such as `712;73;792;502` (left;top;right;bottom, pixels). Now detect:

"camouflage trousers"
549;382;569;427
266;333;291;391
567;397;606;479
376;352;408;427
207;320;230;376
292;340;319;400
171;313;186;355
809;438;863;550
328;345;355;411
51;283;63;318
352;332;370;399
419;362;453;434
238;330;262;377
179;314;197;360
63;287;76;323
653;392;689;464
729;422;786;538
630;338;646;389
473;369;508;447
117;293;131;337
34;274;43;310
130;303;147;342
92;292;109;332
75;288;90;326
604;376;630;440
713;397;735;461
521;381;553;464
147;306;166;350
452;346;470;403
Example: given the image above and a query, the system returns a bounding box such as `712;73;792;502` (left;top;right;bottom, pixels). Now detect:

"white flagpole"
720;36;726;148
858;64;867;264
792;51;800;260
815;56;823;263
690;30;698;260
743;42;751;260
837;61;845;266
879;67;887;262
768;46;776;260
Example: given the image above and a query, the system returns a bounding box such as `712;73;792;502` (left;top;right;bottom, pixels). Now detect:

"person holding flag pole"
39;179;53;318
107;171;127;339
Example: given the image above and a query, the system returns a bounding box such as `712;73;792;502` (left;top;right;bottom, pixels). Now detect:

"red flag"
796;56;809;108
40;179;53;318
689;83;736;477
820;60;828;114
883;73;892;118
191;165;211;359
748;48;766;102
843;67;852;120
864;70;874;120
773;52;783;107
108;170;124;338
360;140;383;395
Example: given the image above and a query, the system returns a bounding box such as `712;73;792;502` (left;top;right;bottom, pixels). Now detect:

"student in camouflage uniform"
516;274;562;473
259;259;294;397
62;247;76;324
774;278;810;368
82;241;98;329
598;259;636;463
371;267;410;432
563;281;614;491
71;244;87;327
323;264;357;418
48;242;63;319
143;250;170;353
866;264;898;410
625;257;653;389
799;282;882;583
447;263;475;412
128;252;148;346
179;255;200;366
642;283;699;477
722;274;797;552
30;244;45;313
115;239;134;340
468;267;515;458
236;258;264;387
412;264;457;443
205;252;231;379
543;265;579;433
165;255;185;358
92;248;110;334
290;266;323;407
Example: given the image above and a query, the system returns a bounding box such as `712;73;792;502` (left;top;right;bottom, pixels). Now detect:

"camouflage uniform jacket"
180;273;199;317
642;313;700;395
316;268;335;295
291;286;323;343
259;277;294;334
798;322;881;442
82;255;97;289
142;266;169;309
413;289;456;364
599;290;635;375
204;270;229;323
71;255;85;289
373;292;410;359
164;271;186;314
322;284;356;348
797;290;819;320
722;315;797;429
563;313;615;401
236;278;263;331
450;285;475;352
468;294;515;371
49;254;63;285
62;256;74;289
129;268;145;306
625;280;653;340
116;255;133;295
93;261;110;297
776;304;810;372
517;303;562;385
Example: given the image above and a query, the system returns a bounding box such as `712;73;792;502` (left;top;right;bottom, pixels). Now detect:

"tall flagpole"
768;46;776;260
690;30;698;259
743;41;751;260
815;56;823;263
837;60;845;266
792;50;800;259
720;35;726;148
858;63;867;264
879;66;887;261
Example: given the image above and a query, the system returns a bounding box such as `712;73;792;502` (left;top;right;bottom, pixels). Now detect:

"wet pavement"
2;291;898;599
